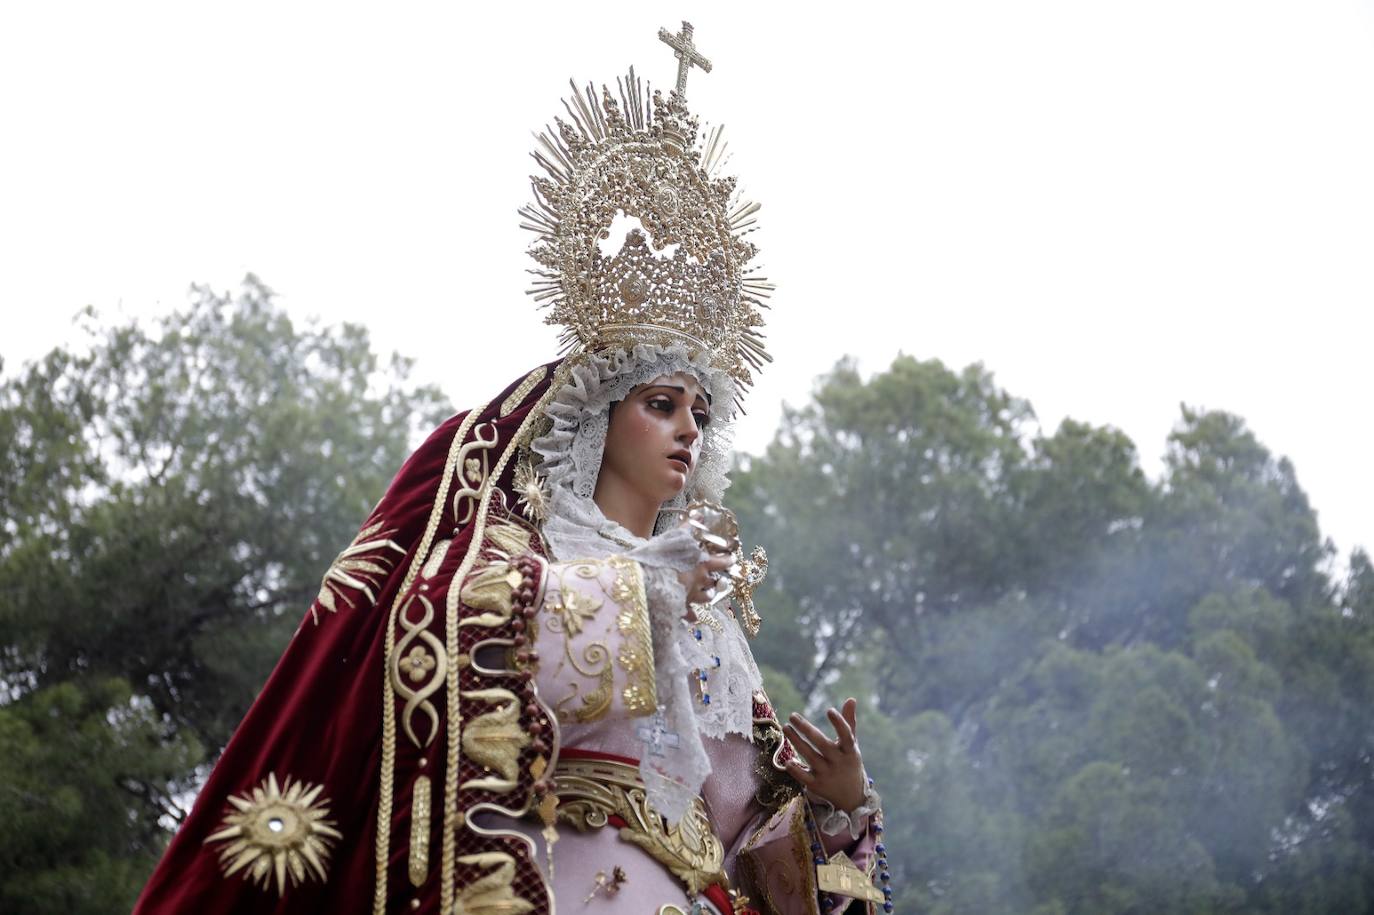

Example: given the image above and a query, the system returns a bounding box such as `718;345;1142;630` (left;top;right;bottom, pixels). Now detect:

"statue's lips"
667;452;692;473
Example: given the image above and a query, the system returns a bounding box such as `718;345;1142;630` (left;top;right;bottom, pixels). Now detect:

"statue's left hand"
782;697;866;813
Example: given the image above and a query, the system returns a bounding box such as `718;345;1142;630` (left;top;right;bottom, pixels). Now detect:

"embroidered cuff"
808;779;882;841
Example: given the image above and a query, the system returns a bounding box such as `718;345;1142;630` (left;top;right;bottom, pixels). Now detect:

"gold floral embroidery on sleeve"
543;560;614;724
608;557;656;715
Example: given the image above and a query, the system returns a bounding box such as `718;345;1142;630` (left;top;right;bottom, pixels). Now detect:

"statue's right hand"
678;549;733;606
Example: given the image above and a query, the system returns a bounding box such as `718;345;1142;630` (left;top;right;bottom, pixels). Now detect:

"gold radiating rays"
205;773;343;895
312;519;405;624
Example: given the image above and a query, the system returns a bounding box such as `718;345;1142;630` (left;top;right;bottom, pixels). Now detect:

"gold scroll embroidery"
377;396;490;915
451;421;500;526
205;773;343;896
408;775;432;887
544;560;614;724
389;592;448;748
454;852;535;915
547;574;604;636
609;556;656;715
459;688;530;793
313;519;405;624
500;366;548;417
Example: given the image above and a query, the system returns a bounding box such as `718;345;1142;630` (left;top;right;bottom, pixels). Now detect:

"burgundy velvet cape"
135;359;565;915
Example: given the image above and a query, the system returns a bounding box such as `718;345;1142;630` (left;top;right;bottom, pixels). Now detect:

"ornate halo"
519;23;774;402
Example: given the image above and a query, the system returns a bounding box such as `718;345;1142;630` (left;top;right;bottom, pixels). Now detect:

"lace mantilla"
530;342;735;531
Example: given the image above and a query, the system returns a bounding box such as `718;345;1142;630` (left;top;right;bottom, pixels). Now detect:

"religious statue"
134;22;890;915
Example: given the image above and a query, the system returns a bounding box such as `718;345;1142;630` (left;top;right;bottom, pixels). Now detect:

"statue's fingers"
790;712;839;756
783;724;825;768
842;698;859;737
784;757;818;789
827;706;857;753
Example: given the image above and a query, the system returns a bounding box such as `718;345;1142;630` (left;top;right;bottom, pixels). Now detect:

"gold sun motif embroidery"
513;455;550;524
312;519;405;624
204;773;343;896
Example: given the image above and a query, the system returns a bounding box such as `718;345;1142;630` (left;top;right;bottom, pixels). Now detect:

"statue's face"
598;371;711;507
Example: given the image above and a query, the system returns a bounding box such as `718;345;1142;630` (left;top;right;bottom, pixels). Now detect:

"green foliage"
734;353;1373;913
0;277;449;910
0;679;200;914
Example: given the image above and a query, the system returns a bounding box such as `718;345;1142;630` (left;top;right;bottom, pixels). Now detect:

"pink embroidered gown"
492;552;880;915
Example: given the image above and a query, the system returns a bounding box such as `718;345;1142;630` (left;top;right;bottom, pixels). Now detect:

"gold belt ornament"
551;757;726;896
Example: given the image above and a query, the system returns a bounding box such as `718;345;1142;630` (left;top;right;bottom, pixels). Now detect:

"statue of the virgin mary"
135;23;888;915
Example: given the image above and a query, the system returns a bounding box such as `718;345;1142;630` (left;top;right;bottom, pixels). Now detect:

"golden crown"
520;23;773;392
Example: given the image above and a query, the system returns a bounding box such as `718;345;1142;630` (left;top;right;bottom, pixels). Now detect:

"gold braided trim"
374;402;490;915
408;774;432;887
440;361;575;914
551;756;726;897
501;366;549;417
608;557;656;715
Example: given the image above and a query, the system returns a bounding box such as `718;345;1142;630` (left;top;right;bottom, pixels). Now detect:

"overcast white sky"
2;1;1371;569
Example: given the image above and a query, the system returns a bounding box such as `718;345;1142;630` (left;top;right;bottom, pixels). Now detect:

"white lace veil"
529;343;764;823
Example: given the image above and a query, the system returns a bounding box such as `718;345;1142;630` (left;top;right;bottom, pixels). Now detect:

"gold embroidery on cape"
408;774;432;887
312;519;405;624
500;366;548;417
459;518;536;627
459;564;524;627
451;421;500;525
609;556;656;715
440;359;574;914
512;453;550;523
205;773;343;896
459;688;531;793
389;591;448;748
552;756;726;896
399;645;436;683
454;852;535;915
376;395;489;906
421;538;452;580
544;560;614;723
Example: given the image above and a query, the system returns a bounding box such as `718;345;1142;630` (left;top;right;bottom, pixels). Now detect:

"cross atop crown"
658;21;713;98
